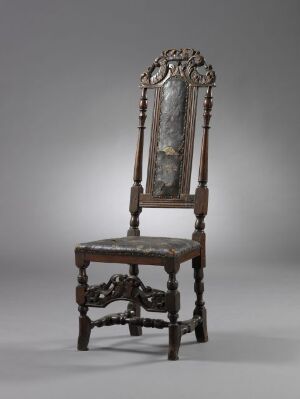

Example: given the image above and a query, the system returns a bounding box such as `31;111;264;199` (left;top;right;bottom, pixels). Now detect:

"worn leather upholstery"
153;77;188;198
75;236;200;258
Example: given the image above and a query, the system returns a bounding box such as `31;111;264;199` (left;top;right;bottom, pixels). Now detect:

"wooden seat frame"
75;48;216;360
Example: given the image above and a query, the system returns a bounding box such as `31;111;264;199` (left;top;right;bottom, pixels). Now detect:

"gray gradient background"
0;0;300;398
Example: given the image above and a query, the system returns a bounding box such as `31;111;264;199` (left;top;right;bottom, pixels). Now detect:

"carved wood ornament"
140;48;215;88
86;274;166;312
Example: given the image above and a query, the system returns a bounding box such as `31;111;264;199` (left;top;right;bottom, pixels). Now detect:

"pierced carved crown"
140;48;216;88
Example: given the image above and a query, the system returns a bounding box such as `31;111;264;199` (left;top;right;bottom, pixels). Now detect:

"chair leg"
128;264;142;336
168;324;181;361
165;261;181;360
76;261;91;351
78;307;91;351
192;256;208;343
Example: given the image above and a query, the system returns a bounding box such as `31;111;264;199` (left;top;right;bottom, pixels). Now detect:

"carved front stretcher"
77;273;202;334
76;267;202;331
85;274;167;312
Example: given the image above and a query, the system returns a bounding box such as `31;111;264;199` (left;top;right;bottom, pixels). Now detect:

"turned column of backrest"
127;88;147;237
192;86;213;266
128;49;215;248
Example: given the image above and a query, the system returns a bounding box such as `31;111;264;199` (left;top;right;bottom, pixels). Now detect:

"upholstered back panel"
152;77;188;198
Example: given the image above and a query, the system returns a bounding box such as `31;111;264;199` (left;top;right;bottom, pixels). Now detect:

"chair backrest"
128;48;216;260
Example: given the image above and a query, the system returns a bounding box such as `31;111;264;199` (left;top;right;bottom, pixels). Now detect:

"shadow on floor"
1;331;299;382
179;331;300;363
92;330;300;364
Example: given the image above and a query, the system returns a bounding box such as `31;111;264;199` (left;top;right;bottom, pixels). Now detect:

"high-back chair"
75;48;216;360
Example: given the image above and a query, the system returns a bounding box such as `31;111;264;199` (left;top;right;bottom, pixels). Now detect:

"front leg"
76;255;91;351
165;260;181;360
78;305;91;351
127;264;142;336
192;256;208;342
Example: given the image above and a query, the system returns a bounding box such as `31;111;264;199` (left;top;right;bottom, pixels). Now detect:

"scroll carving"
86;274;167;312
140;48;216;88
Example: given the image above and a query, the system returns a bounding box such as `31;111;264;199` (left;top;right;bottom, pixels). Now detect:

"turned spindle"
192;85;213;343
193;86;213;264
127;88;148;335
128;87;147;237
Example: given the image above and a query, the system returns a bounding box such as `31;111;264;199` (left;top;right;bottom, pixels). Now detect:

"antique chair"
75;48;216;360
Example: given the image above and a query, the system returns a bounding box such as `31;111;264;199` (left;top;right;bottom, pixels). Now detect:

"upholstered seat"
76;236;200;259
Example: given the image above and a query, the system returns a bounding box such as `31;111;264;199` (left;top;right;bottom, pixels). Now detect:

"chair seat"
75;236;200;259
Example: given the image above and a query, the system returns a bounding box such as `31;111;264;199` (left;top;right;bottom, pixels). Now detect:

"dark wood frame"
75;48;216;360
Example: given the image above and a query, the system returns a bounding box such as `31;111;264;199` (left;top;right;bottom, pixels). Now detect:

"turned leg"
127;264;142;336
76;257;91;351
192;256;208;342
78;305;91;351
165;261;181;360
